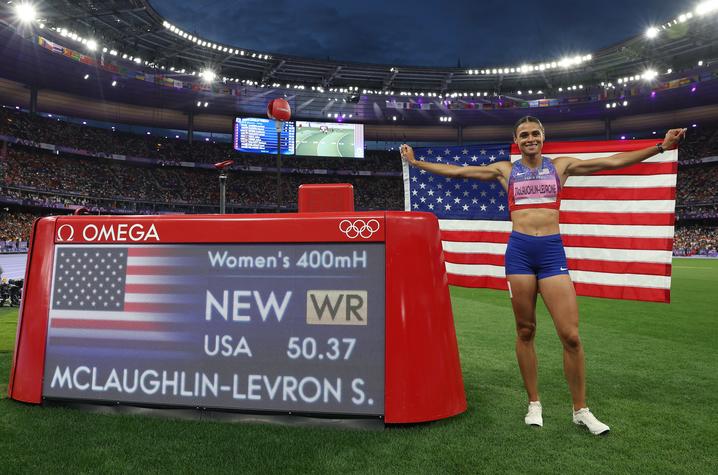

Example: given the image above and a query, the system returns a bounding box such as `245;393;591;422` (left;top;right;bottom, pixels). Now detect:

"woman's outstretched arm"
556;128;686;176
401;144;510;181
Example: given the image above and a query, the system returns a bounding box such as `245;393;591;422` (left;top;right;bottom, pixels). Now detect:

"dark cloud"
150;0;679;67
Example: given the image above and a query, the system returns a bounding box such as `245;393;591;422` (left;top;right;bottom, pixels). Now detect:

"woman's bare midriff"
510;208;561;236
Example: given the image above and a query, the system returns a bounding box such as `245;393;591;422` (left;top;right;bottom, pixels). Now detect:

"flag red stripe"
447;274;670;302
560;187;676;200
126;266;196;275
444;254;671;276
125;284;195;294
591;162;677;175
566;259;672;276
50;319;167;331
443;252;504;266
561;235;673;251
128;248;174;257
124;302;194;313
559;211;675;225
441;231;672;251
441;230;509;243
511;139;662;154
448;274;508;290
573;282;670;303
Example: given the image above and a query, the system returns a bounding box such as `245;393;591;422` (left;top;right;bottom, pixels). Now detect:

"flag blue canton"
406;144;511;220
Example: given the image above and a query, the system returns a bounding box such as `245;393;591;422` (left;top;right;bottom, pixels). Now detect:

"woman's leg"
536;274;585;409
507;274;540;402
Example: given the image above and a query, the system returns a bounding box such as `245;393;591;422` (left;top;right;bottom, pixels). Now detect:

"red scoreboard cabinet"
9;187;466;424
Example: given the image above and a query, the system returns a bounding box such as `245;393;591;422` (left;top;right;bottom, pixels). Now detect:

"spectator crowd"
672;226;718;256
1;107;717;255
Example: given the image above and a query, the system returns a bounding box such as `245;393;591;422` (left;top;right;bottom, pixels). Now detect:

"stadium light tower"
14;2;37;23
645;27;659;39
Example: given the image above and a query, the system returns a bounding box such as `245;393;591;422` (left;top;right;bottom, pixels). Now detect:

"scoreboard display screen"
295;121;365;158
233;117;295;155
43;242;385;416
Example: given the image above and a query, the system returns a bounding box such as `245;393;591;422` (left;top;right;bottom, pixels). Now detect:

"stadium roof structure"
1;0;718;129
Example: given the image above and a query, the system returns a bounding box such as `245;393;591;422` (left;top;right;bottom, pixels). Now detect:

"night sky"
150;0;680;67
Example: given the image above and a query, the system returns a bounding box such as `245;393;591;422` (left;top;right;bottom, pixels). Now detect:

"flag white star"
480;205;487;211
489;155;496;162
490;198;496;204
445;204;452;210
428;203;434;210
437;197;444;203
411;176;418;182
428;176;434;181
498;204;506;211
472;184;479;190
444;149;451;155
427;149;434;155
499;150;505;155
481;191;487;196
462;204;469;211
413;203;419;209
454;198;461;204
472;198;478;204
428;189;434;196
412;190;418;196
462;149;469;155
420;183;426;189
480;149;486;155
454;184;461;190
420;197;426;203
437;184;443;189
470;155;478;162
463;191;469;197
419;156;426;161
453;155;460;161
490;183;496;189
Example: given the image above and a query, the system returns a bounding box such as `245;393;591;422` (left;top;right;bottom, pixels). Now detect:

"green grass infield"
1;258;716;473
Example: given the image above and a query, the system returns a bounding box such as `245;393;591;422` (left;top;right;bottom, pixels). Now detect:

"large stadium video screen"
233;117;295;155
295;122;364;158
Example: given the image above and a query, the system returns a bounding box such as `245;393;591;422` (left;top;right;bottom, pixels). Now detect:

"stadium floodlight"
111;80;117;87
15;2;37;23
642;69;658;81
646;27;659;39
83;74;89;80
696;0;718;15
200;69;216;83
85;39;98;51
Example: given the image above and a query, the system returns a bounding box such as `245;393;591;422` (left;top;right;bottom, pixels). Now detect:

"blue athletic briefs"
505;231;570;280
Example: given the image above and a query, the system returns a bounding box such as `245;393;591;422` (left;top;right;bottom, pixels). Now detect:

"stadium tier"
1;2;718;470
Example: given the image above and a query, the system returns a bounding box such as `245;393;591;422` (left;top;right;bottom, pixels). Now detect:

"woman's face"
514;122;544;156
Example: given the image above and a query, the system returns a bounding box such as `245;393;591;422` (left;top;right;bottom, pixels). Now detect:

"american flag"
403;140;677;303
47;246;203;358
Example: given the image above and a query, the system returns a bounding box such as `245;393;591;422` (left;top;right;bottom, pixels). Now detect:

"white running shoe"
524;401;543;427
572;408;610;435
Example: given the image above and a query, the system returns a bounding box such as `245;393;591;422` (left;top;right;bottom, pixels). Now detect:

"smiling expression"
514;122;545;157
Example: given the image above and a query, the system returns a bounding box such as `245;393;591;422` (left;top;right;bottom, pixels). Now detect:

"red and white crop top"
507;157;562;212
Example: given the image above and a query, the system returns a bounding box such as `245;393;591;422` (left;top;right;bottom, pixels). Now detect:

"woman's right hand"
400;144;418;166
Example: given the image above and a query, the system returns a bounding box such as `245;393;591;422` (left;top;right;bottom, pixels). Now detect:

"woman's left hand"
662;128;687;150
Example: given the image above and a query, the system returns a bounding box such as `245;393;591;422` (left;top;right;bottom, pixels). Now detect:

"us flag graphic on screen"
403;140;677;303
47;246;202;359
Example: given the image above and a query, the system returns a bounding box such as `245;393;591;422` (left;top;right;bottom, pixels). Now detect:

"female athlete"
401;116;685;435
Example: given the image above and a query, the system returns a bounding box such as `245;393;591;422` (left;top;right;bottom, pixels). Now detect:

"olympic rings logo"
338;219;380;239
